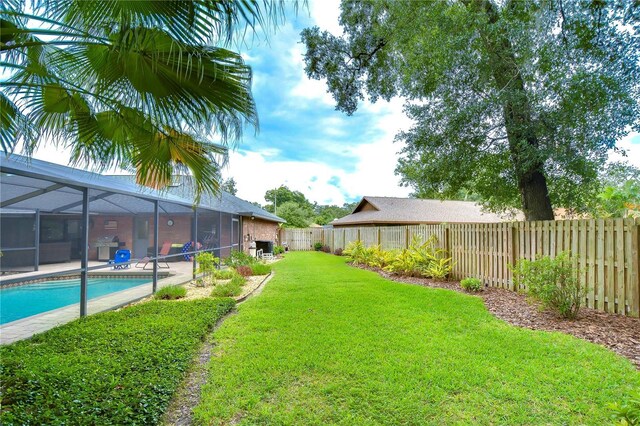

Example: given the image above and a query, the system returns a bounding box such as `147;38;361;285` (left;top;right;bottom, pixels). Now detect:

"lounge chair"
135;241;171;270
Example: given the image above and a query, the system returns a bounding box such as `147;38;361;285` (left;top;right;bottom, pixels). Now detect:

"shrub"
344;240;365;264
313;242;323;251
250;263;272;275
196;252;219;285
511;251;585;319
154;285;187;300
383;236;453;279
609;391;640;426
334;248;343;256
0;299;235;425
460;277;483;292
322;245;331;253
213;269;235;280
273;245;285;255
223;250;256;268
211;280;242;297
235;265;253;277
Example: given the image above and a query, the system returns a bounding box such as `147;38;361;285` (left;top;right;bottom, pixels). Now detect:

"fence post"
630;218;640;317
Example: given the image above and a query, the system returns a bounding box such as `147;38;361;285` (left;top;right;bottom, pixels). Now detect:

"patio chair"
110;249;131;270
135;241;171;270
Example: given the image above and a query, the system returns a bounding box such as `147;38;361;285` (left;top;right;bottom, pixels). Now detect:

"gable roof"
331;196;516;226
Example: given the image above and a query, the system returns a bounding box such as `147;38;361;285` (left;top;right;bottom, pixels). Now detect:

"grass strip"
194;252;640;425
0;298;235;425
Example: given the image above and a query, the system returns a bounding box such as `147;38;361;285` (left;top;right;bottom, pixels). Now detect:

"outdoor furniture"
110;249;131;269
136;241;171;270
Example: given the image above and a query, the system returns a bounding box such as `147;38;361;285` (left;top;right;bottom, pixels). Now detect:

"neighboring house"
330;196;516;227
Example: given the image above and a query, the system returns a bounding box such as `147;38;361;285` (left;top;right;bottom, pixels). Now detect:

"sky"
28;0;640;207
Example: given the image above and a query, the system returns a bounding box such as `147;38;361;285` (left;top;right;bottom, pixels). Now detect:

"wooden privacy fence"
281;218;640;317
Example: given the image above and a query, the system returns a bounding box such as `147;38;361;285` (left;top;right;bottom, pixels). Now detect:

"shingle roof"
331;196;516;226
108;175;285;223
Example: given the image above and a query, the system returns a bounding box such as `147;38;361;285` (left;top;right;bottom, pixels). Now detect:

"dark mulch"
357;264;640;369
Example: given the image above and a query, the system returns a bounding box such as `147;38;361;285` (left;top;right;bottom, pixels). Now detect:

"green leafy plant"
211;274;246;297
609;391;640;425
313;242;323;251
213;269;235;280
0;299;235;425
344;240;366;264
196;252;219;285
223;250;257;268
250;263;272;275
154;285;187;300
273;245;285;255
461;277;483;292
511;252;585;319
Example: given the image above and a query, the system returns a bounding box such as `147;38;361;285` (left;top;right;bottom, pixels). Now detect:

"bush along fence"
281;218;640;317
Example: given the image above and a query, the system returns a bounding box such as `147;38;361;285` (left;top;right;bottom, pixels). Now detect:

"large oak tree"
302;0;639;220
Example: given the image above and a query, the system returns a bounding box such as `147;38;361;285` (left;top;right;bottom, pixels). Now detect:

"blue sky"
30;0;640;206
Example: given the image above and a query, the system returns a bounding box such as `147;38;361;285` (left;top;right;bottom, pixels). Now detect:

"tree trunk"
473;0;555;221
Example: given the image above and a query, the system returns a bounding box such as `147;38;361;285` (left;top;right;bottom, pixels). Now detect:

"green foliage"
345;237;453;279
210;274;245;297
313;241;323;251
511;252;585;319
223;250;256;268
276;201;312;228
596;180;640;218
313;202;358;225
196;252;219;285
220;177;238;195
1;1;297;200
302;1;640;219
461;277;483;292
193;252;640;425
0;298;235;425
154;285;187;300
213;269;236;280
273;245;285;255
250;263;272;275
610;391;640;426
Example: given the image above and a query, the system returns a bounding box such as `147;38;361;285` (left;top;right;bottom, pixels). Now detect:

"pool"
0;277;152;324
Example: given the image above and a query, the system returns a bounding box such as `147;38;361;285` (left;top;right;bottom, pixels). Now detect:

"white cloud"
608;132;640;168
309;0;342;35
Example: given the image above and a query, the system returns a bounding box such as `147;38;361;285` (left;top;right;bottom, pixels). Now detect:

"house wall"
88;215;134;261
242;218;279;252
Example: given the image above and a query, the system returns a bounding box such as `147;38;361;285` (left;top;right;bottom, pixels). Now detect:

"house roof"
0;154;284;223
107;175;285;223
331;196;516;226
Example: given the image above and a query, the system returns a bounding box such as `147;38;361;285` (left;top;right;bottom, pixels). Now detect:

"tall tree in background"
302;0;639;220
1;0;293;201
220;177;238;195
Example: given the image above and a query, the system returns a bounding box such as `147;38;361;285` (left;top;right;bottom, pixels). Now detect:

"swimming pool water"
0;277;152;324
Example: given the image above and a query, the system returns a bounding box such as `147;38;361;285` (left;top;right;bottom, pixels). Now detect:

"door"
133;217;149;259
231;218;240;252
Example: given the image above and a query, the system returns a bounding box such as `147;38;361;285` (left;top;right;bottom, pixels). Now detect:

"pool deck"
1;260;198;344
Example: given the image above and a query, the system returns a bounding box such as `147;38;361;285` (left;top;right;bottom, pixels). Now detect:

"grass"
210;274;245;297
249;262;272;275
154;284;187;300
194;252;640;425
0;298;235;425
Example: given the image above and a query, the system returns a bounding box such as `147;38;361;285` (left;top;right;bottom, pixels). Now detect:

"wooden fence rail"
280;218;640;317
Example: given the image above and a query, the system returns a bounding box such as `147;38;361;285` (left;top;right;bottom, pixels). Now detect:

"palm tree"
1;0;290;200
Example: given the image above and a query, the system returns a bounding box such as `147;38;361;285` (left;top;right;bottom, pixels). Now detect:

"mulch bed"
356;264;640;370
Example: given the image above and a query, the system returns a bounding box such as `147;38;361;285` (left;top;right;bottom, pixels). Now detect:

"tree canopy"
302;0;640;220
1;0;293;201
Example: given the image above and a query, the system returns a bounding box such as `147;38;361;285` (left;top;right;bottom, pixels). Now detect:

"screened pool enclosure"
0;155;279;340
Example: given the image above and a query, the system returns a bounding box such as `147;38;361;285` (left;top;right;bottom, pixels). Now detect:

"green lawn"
195;252;639;425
